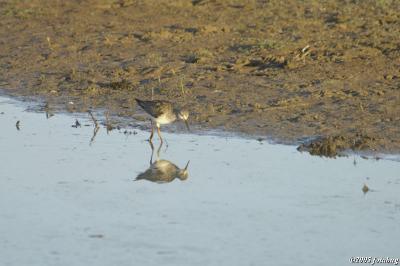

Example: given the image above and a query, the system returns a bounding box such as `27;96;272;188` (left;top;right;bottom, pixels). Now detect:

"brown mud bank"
0;0;399;156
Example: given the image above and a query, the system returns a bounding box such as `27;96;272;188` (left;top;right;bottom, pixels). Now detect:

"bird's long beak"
184;120;190;131
184;160;190;170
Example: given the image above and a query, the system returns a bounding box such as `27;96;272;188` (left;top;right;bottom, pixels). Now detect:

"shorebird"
135;142;190;183
135;98;189;143
135;159;190;183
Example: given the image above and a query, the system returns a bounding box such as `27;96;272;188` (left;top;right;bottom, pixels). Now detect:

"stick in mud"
105;111;113;134
88;110;99;129
90;126;100;146
88;110;100;145
44;103;54;119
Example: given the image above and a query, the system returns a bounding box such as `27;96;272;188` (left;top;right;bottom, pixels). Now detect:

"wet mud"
0;0;399;154
297;134;380;157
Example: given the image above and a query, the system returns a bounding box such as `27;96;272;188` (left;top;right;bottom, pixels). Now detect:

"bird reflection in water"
135;142;190;183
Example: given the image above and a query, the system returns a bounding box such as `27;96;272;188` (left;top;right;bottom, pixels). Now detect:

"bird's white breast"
155;114;176;125
155;160;171;170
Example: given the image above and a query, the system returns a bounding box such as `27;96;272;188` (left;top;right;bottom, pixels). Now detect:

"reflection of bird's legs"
148;120;154;143
156;125;163;144
149;141;155;164
148;140;162;165
156;141;163;161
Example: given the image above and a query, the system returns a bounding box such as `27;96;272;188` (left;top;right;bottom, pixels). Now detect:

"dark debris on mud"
297;134;379;158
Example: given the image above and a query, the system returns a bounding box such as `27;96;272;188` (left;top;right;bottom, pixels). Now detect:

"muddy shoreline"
1;0;399;156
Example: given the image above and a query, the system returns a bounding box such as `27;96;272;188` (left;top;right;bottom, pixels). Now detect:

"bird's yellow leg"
157;125;163;144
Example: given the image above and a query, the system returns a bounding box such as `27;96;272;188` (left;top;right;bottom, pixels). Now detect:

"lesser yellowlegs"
135;142;190;183
135;98;189;143
135;159;190;183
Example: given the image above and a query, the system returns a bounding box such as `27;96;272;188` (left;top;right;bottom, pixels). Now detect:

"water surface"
0;96;399;266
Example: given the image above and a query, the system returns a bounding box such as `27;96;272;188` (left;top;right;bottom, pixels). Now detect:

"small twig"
90;126;100;146
43;102;54;119
359;102;364;112
88;110;99;128
105;111;114;134
295;45;311;64
46;110;54;119
88;110;100;146
46;37;53;50
180;76;186;96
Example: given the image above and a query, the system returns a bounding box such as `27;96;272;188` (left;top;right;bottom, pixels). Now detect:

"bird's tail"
135;98;145;109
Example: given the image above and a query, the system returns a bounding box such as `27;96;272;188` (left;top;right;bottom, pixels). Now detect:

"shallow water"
0;96;399;266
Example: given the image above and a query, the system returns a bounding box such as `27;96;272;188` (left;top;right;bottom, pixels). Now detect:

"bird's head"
178;160;190;181
177;109;190;131
177;109;189;121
